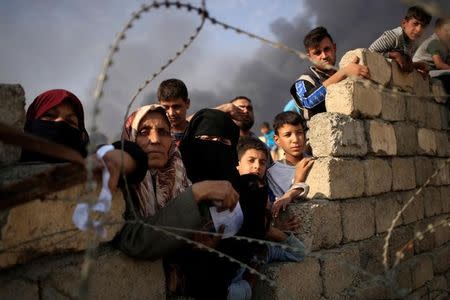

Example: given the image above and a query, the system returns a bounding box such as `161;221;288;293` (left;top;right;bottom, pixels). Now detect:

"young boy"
413;18;450;71
259;122;278;161
236;136;306;271
290;27;369;119
369;6;432;73
157;78;190;145
266;111;315;218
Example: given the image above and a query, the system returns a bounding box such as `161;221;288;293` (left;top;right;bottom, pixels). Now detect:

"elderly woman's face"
136;111;172;168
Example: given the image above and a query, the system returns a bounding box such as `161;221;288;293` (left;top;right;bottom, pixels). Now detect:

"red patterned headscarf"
123;104;190;217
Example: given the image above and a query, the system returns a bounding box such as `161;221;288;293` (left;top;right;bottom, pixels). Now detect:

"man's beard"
239;118;254;132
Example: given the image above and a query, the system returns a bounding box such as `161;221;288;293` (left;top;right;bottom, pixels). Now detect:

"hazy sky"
1;0;448;138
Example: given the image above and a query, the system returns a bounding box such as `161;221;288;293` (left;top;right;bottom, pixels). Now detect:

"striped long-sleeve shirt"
368;26;416;57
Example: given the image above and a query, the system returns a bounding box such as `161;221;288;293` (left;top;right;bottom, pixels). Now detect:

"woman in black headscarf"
172;109;268;299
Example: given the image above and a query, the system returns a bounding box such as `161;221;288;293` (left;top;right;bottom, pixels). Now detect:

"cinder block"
0;184;125;268
406;97;427;126
389;226;414;264
423;187;443;217
41;249;166;300
352;279;393;299
319;246;360;298
426;102;443;129
433;159;450;186
412;72;430;97
363;158;392;195
287;200;342;251
375;193;402;233
429;276;448;299
393;123;417;156
431;78;447;104
391;62;414;92
358;235;385;274
439;103;449;130
430;244;450;274
339;48;391;86
254;257;322;300
392;158;416;191
0;84;26;165
366;119;397;155
434;215;450;247
306;157;365;199
410;254;433;289
398;190;424;224
415;156;435;186
0;279;39;300
440;186;450;213
341;198;375;242
417;128;437;155
435;131;449;157
381;93;406;121
308;113;367;157
414;219;437;253
326;79;382;118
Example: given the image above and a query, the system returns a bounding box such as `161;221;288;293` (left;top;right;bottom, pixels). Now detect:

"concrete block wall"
255;49;450;299
0;84;25;165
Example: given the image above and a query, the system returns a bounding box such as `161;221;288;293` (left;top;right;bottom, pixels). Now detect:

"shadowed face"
232;98;254;133
274;123;305;160
237;148;267;179
159;97;190;131
402;17;426;40
39;101;79;129
136;111;172;168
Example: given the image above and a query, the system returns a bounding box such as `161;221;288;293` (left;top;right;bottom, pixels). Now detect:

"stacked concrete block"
0;182;125;268
0;84;26;165
326;79;382;118
366;119;397;155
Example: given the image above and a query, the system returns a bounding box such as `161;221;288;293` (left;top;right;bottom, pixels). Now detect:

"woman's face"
136;111;172;168
39;101;79;129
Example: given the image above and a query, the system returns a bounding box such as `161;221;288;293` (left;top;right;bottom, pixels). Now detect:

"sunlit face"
39;101;79;129
159;98;190;130
307;37;337;71
274;123;305;160
237;149;267;179
136;111;172;168
232;98;255;131
402;17;426;40
260;126;269;135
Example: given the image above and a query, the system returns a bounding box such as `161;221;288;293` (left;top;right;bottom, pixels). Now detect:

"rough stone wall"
1;47;449;300
0;84;25;165
254;49;450;299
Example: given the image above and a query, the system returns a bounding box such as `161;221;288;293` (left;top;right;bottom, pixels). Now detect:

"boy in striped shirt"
369;6;431;74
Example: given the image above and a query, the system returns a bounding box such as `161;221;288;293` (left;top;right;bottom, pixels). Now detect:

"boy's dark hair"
261;122;270;129
405;6;431;26
303;26;334;51
157;78;188;102
435;18;450;29
273;111;307;135
237;137;269;161
230;96;252;103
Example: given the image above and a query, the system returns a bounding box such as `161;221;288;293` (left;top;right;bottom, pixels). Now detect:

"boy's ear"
274;134;280;146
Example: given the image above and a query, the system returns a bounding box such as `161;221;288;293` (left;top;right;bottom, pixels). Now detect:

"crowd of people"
17;5;449;300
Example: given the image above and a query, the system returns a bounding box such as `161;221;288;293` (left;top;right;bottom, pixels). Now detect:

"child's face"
436;24;450;44
237;149;268;179
274;123;305;159
260;126;269;135
402;18;426;40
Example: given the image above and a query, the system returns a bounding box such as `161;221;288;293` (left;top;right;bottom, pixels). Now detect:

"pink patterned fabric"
123;104;190;217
